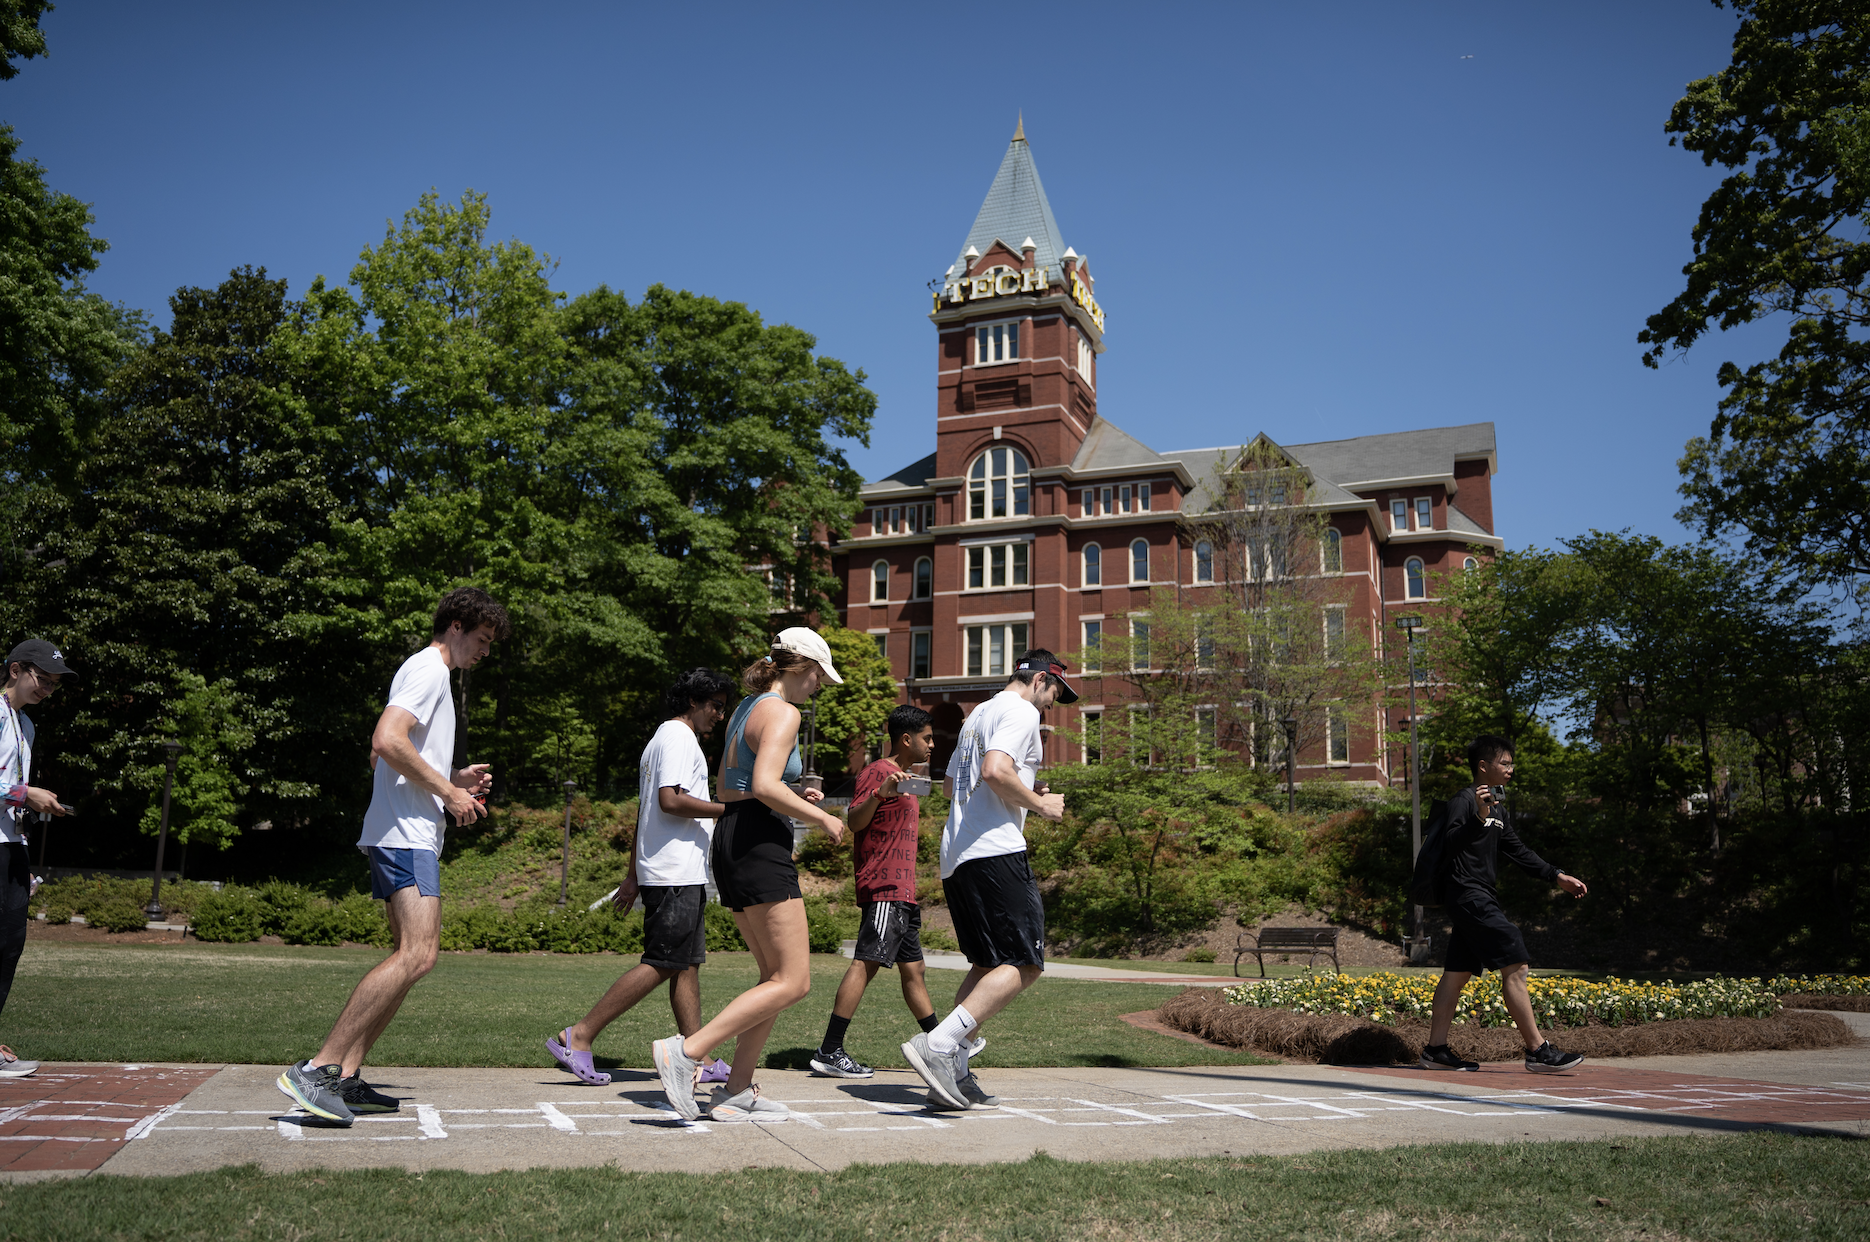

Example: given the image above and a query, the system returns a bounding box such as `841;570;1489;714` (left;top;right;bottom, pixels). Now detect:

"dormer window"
1391;499;1408;532
1415;497;1433;530
968;448;1029;520
975;321;1020;365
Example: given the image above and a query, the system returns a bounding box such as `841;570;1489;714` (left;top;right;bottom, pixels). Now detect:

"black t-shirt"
1436;787;1559;903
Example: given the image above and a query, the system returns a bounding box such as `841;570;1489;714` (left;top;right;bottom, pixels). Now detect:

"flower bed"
1221;971;1782;1029
1766;974;1869;996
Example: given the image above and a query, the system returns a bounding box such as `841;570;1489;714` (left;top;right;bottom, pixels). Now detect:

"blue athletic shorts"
365;846;441;900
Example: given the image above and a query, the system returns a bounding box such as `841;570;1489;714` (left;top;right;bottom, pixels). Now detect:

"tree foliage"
0;1;49;81
807;625;897;777
1642;1;1870;587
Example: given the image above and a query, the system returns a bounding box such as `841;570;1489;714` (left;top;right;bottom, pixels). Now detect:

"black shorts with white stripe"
852;900;924;967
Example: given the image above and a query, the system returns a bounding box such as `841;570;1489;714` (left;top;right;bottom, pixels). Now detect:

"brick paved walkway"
0;1064;219;1175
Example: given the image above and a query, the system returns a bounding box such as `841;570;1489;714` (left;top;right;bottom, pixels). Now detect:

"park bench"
1234;927;1341;977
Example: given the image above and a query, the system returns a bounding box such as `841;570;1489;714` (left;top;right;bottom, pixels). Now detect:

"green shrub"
88;896;151;933
439;904;506;952
704;902;747;952
254;880;318;936
191;887;263;942
41;899;73;925
1184;947;1217;963
803;895;860;954
281;893;390;947
920;923;959;952
794;826;852;880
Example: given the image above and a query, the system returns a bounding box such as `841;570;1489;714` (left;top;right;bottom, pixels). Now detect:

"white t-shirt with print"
940;690;1043;878
635;718;715;887
0;700;34;846
358;646;456;856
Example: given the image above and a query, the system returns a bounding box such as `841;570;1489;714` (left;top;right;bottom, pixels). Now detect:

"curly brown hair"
432;586;512;640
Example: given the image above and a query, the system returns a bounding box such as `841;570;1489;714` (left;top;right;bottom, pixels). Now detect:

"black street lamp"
146;740;183;922
1281;716;1298;813
1395;614;1428;963
557;780;577;906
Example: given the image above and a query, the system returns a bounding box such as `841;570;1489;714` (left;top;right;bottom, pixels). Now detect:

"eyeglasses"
27;667;59;692
706;699;728;714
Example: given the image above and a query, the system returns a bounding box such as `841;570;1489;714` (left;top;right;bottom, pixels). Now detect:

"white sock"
926;1005;977;1056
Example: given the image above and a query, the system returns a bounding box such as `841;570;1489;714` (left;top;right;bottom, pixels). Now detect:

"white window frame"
1327;707;1350;765
1130;616;1151;672
1195;705;1218;766
1079;707;1103;764
1404;556;1426;600
1324;606;1346;661
1463;555;1478;571
1081;619;1103;672
1195;539;1214;583
1391;499;1408;532
1130;538;1149;584
913;556;932;600
968;447;1030;521
910;628;932;680
1076;328;1095;388
1083;542;1102;587
1322;527;1343;574
964;540;1031;590
1414;496;1434;531
974;317;1022;366
964;621;1029;678
872;633;888;660
870;559;890;603
1195;615;1215;670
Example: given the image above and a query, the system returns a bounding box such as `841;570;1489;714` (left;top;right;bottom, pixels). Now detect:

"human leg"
1500;961;1544;1050
669;966;702;1037
677;898;811;1088
0;845;30;1020
314;886;442;1075
567;963;678;1050
1427;971;1471;1046
897;958;935;1021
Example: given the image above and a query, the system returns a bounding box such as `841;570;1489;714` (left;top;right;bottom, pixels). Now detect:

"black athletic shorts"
711;798;803;912
853;900;924;967
640;884;707;970
1442;891;1531;974
942;850;1046;968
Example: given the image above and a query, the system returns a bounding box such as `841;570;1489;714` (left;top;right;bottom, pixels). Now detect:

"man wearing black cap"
901;648;1074;1111
1;640;76;1079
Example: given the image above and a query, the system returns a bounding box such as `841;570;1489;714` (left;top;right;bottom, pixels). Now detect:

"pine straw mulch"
1779;993;1870;1013
1156;987;1859;1064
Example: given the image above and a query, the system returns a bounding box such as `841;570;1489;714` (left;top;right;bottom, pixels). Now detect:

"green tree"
807;624;897;777
0;1;50;80
1641;1;1870;589
134;673;252;852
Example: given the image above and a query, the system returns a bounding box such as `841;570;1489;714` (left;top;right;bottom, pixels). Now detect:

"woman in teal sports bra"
650;628;845;1122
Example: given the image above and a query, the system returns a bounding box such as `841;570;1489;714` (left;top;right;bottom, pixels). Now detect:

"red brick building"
832;125;1501;786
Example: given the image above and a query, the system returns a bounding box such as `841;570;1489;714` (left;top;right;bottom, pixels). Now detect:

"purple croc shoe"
546;1028;612;1086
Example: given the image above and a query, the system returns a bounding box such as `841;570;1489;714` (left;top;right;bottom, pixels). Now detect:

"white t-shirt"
0;700;35;846
940;690;1043;878
635;719;715;886
358;646;456;855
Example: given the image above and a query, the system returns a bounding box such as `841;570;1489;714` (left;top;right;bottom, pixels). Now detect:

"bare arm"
745;698;843;842
981;750;1065;820
371;705;486;823
848;768;902;834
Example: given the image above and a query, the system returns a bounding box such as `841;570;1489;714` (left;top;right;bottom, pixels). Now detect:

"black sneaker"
338;1072;401;1113
807;1046;875;1079
1525;1041;1584;1073
1419;1044;1479;1072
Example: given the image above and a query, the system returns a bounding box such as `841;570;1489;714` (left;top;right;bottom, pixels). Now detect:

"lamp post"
146;740;183;921
799;701;822;796
1395;615;1427;962
1281;716;1298;813
557;780;577;906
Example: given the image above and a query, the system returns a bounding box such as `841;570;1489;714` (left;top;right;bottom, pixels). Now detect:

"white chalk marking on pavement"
0;1135;112;1143
277;1116;302;1141
21;1113;143;1124
126;1103;184;1140
1066;1098;1175;1125
538;1105;578;1133
994;1105;1061;1126
416;1104;447;1139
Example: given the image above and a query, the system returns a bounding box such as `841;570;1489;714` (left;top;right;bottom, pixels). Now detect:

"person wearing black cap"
1;640;77;1079
901;648;1075;1111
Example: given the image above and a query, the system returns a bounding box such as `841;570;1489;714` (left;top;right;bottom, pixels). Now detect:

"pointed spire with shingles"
953;126;1066;278
1014;112;1024;142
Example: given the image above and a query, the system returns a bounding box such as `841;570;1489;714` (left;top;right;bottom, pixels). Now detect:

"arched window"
968;447;1030;520
1404;557;1425;600
1322;528;1343;574
913;556;932;599
1083;542;1102;586
1131;539;1149;583
1195;540;1214;583
871;560;889;603
1463;556;1477;571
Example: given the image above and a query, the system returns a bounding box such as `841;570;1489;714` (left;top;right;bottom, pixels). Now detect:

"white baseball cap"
772;627;843;684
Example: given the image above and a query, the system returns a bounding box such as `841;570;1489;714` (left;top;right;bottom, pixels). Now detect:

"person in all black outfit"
1421;735;1589;1074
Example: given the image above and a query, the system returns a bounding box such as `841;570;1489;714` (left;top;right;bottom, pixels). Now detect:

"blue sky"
8;1;1760;555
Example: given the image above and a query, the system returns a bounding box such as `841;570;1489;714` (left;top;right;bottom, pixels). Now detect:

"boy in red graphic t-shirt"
809;705;939;1078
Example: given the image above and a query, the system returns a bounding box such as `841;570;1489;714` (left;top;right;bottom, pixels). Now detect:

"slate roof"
862;451;938;495
952;132;1068;279
1070;417;1169;473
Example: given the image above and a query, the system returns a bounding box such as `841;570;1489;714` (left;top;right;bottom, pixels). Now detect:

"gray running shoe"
901;1032;968;1110
928;1068;1000;1110
707;1084;791;1121
651;1035;701;1120
276;1060;355;1126
338;1072;401;1112
966;1035;987;1059
807;1047;874;1078
0;1058;39;1079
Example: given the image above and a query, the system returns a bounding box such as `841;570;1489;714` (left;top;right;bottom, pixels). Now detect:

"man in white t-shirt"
543;668;735;1087
902;649;1074;1111
276;587;509;1127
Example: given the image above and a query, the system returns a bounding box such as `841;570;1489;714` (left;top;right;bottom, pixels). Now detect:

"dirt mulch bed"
1780;993;1870;1013
25;920;189;947
1157;987;1859;1064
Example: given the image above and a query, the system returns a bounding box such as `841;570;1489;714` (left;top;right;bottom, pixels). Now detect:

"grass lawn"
4;942;1273;1070
3;1134;1862;1240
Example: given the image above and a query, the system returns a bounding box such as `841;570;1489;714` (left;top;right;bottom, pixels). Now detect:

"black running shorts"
852;900;924;967
639;883;707;970
1443;892;1531;974
942;850;1046;968
711;798;803;912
